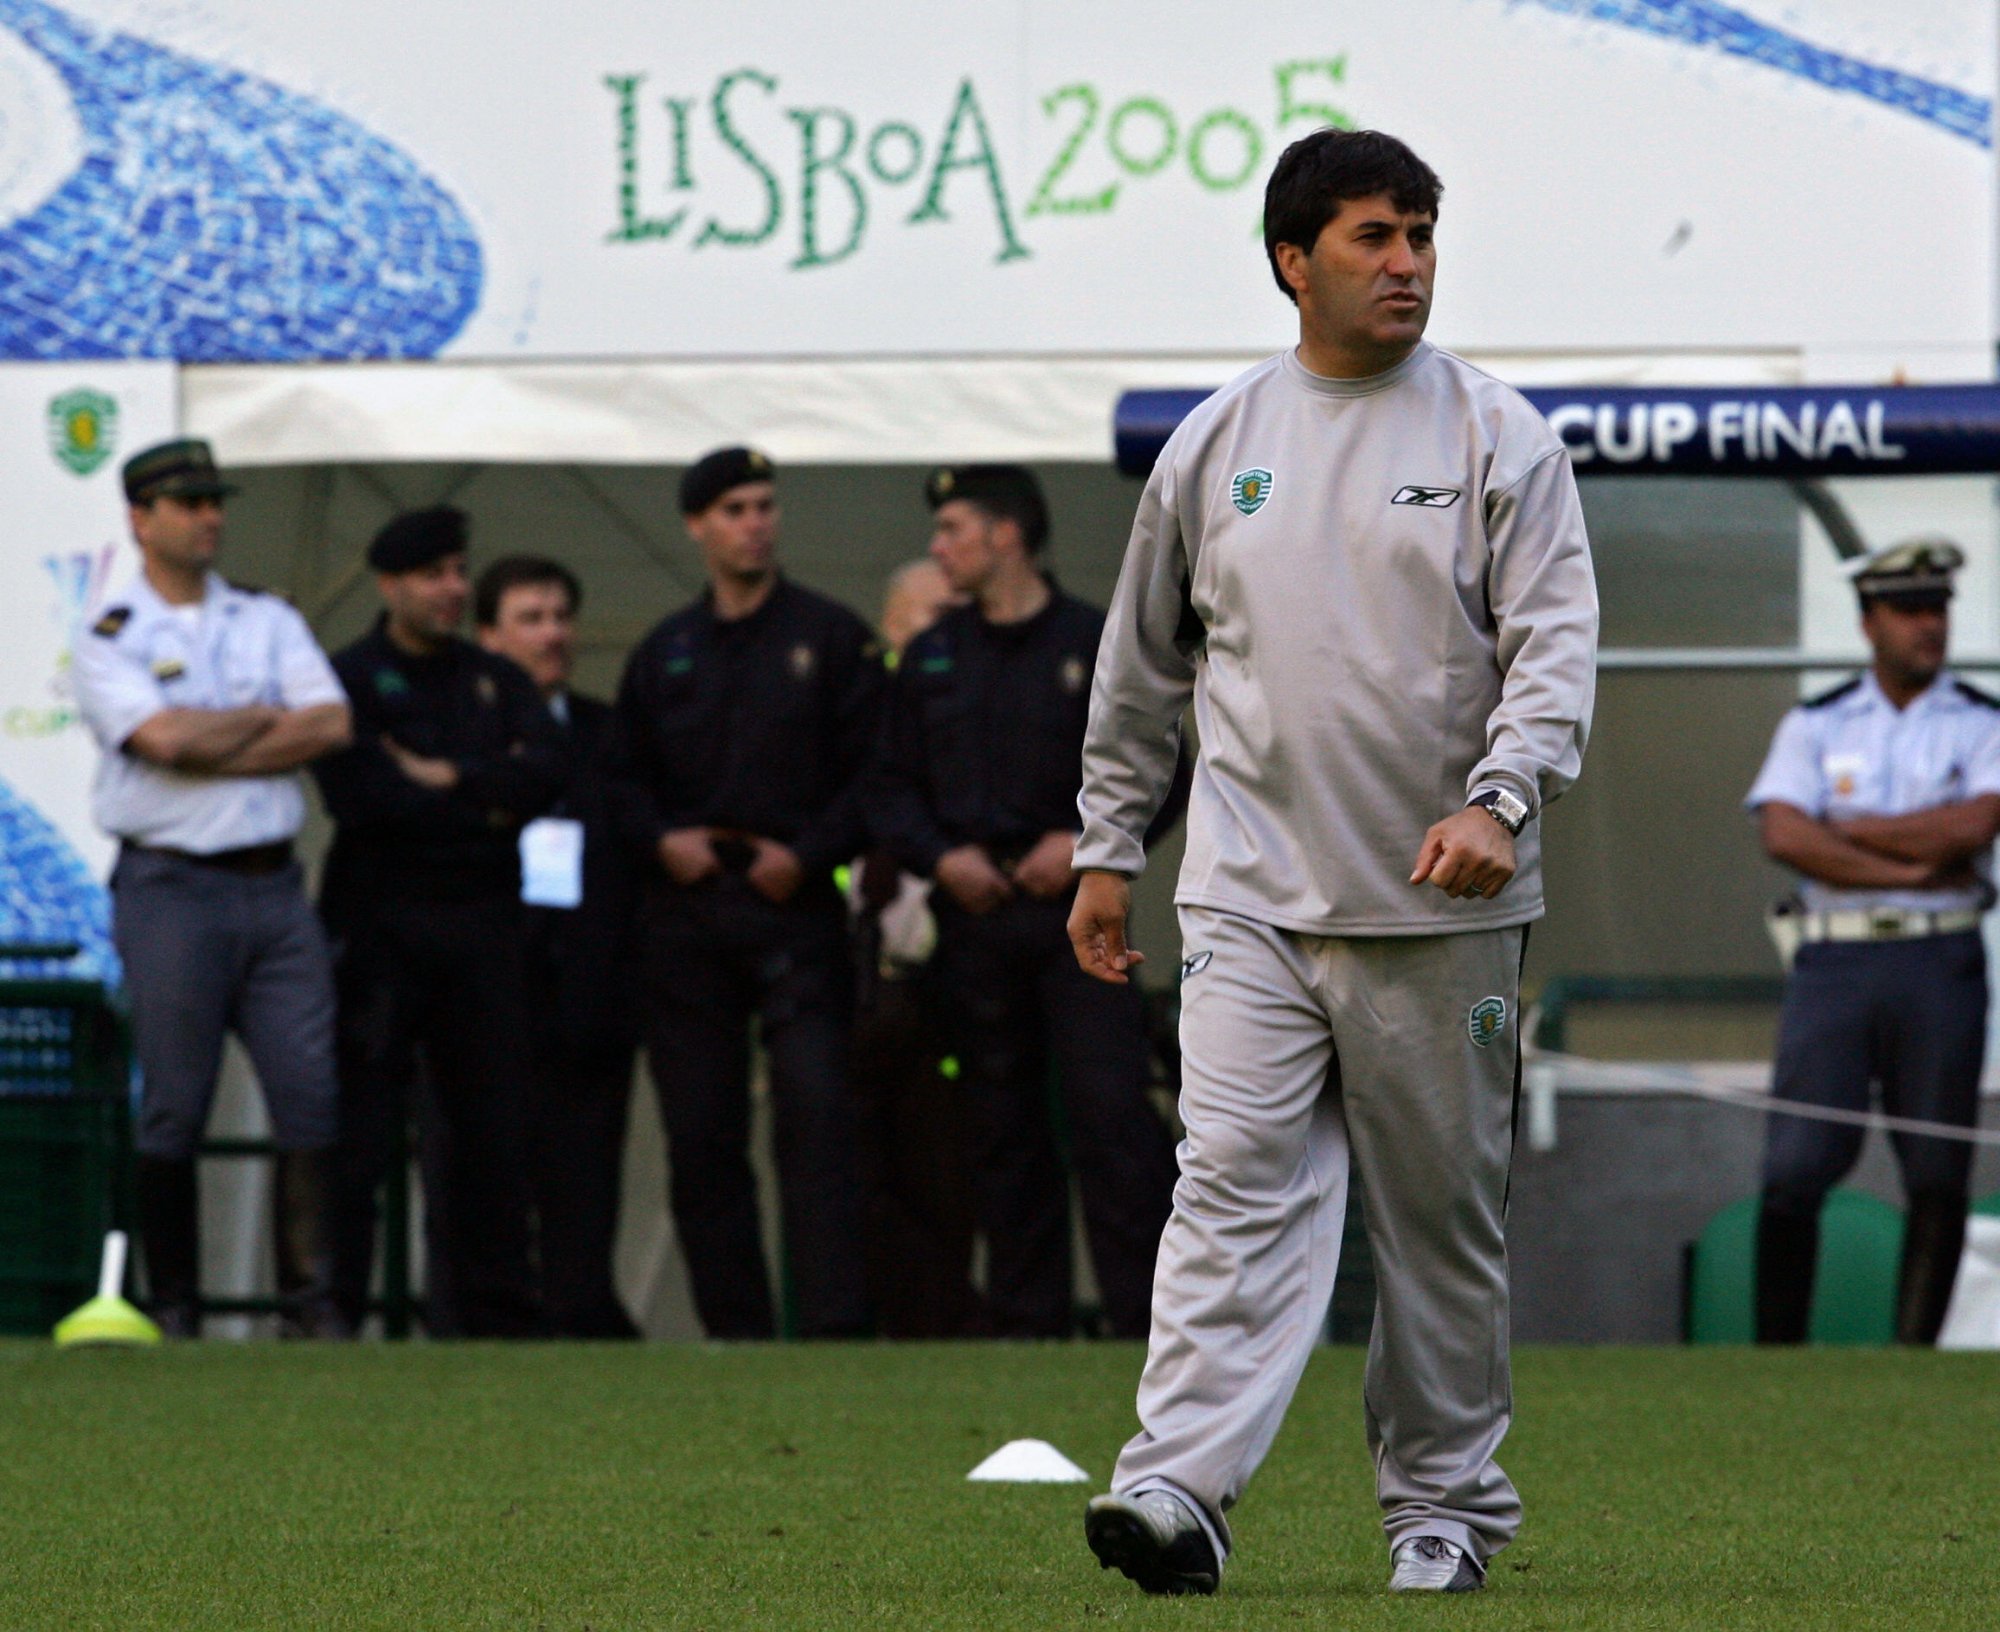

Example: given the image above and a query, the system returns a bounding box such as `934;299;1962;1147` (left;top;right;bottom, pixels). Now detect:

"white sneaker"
1388;1535;1484;1592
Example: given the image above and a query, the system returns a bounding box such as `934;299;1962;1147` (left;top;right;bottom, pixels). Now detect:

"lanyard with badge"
519;817;585;908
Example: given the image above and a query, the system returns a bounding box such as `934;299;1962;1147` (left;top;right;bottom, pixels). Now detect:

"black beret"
368;507;469;573
924;464;1049;551
679;446;776;516
122;438;238;504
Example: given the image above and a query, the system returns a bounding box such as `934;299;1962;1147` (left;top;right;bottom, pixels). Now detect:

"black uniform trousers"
329;894;538;1337
849;962;978;1337
527;1002;639;1337
641;876;869;1339
932;892;1177;1338
1758;930;1986;1343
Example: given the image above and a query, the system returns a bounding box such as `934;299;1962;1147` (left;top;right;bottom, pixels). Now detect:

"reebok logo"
1180;951;1213;980
1392;485;1462;508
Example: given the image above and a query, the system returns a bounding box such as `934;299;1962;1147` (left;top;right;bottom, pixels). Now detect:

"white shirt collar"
1856;669;1953;717
129;569;241;618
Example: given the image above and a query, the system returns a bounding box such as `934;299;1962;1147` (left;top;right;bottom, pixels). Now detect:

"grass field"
2;1341;1998;1630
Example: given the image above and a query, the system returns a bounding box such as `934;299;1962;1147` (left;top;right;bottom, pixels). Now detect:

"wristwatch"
1468;788;1529;836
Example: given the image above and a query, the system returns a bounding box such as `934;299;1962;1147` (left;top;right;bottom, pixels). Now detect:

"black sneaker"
1388;1535;1484;1592
1084;1492;1220;1596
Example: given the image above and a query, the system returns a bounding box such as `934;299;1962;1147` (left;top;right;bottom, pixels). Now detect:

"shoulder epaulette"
224;578;290;603
1803;676;1862;710
1954;679;2000;710
91;606;131;638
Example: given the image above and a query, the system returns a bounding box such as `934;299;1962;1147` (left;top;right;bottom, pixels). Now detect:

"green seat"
1686;1188;1904;1345
1970;1193;2000;1219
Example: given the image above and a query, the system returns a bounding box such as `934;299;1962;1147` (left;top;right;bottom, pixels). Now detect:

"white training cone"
966;1439;1089;1483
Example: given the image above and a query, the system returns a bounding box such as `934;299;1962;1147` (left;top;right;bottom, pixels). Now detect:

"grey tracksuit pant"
1114;905;1525;1565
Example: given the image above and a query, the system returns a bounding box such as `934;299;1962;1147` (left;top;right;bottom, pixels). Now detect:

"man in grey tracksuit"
1071;129;1597;1597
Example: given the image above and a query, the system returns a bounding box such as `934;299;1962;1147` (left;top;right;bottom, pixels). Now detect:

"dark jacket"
601;579;884;881
871;588;1106;876
528;691;639;1045
314;621;564;917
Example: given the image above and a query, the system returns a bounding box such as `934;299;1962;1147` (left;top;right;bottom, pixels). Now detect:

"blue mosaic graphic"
1516;0;1993;148
0;773;116;984
0;0;483;361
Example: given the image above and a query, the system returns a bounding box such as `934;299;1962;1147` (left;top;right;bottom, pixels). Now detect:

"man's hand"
382;737;460;792
935;844;1014;915
1068;869;1144;984
1410;807;1517;901
1829;795;2000;871
125;704;281;772
209;703;352;776
1761;803;1936;892
1012;830;1078;900
747;838;805;904
659;826;722;886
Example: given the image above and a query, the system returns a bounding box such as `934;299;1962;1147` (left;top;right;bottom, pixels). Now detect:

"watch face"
1475;791;1527;834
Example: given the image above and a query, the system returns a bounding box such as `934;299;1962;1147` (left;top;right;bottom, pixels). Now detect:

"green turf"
1;1342;1996;1630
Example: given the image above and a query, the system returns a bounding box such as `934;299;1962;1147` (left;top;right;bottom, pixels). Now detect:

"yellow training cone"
54;1231;161;1348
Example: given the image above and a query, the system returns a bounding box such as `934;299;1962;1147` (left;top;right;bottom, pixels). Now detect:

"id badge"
520;817;585;909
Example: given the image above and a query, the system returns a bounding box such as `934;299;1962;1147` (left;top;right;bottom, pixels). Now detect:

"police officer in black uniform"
475;554;641;1338
1747;540;2000;1344
314;508;565;1337
602;448;880;1339
872;465;1180;1338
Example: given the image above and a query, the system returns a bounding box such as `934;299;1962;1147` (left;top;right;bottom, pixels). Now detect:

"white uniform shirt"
71;571;346;853
1745;670;2000;915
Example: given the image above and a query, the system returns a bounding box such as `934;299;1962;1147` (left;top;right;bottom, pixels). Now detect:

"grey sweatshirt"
1075;341;1598;935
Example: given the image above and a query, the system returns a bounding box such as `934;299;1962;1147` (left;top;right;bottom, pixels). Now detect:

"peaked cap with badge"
1849;538;1963;608
121;438;239;504
679;446;776;516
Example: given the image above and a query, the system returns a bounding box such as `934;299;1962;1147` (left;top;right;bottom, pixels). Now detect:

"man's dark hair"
1263;129;1442;303
474;555;582;628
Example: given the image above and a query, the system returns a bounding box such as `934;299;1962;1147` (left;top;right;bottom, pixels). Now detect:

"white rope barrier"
1519;1048;2000;1153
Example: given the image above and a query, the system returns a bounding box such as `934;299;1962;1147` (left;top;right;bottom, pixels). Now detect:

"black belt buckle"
1868;910;1902;940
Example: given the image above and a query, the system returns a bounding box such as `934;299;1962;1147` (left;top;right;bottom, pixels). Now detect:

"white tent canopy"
183;351;1806;467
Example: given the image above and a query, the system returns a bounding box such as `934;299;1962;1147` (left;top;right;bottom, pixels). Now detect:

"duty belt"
1794;906;1983;944
125;840;294;876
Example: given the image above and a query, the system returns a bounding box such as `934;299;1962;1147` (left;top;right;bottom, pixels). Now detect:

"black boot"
136;1157;200;1339
274;1150;354;1340
1755;1198;1819;1344
1896;1189;1968;1346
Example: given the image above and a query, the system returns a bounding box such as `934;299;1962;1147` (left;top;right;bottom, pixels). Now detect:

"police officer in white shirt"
1746;539;2000;1345
71;439;353;1339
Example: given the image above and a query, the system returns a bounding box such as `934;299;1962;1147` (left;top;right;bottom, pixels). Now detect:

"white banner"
0;1;1989;365
0;362;176;978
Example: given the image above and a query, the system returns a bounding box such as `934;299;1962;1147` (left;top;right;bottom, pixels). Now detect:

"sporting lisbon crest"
47;388;119;477
1230;468;1273;516
1467;996;1508;1049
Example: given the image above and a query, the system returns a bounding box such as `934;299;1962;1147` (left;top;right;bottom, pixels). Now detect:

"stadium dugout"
18;359;2000;1344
